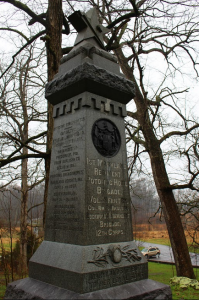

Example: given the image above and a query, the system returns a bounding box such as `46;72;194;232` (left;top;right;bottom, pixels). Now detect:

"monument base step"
4;277;172;299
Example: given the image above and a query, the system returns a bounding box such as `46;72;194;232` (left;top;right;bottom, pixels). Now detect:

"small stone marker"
4;8;172;300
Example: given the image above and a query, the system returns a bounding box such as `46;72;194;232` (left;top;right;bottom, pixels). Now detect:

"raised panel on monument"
85;113;133;245
45;111;86;244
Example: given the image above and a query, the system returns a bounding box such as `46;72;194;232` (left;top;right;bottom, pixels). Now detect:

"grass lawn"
149;262;199;299
142;238;170;246
0;273;6;300
0;272;27;300
0;242;17;254
0;235;18;255
188;245;199;254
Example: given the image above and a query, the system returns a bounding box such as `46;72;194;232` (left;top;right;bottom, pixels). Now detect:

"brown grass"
133;223;199;244
134;223;169;240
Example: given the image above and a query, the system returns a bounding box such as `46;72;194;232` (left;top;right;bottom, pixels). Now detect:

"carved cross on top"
68;8;109;50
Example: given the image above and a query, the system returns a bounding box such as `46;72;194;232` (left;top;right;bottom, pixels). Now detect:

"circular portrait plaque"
92;119;121;158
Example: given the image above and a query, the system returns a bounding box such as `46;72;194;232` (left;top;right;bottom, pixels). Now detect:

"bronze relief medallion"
92;119;121;157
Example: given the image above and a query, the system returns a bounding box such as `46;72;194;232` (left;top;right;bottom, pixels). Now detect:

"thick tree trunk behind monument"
114;48;195;279
144;124;195;279
43;0;63;227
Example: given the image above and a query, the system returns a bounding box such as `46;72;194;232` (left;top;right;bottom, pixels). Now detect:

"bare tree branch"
159;124;199;144
0;0;47;27
0;153;48;168
0;30;46;79
0;28;29;41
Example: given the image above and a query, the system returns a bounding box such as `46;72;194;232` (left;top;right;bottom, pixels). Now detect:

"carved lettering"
84;264;147;293
86;156;131;240
46;117;85;234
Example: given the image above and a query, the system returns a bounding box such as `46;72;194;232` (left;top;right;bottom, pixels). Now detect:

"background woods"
0;46;46;272
0;0;199;281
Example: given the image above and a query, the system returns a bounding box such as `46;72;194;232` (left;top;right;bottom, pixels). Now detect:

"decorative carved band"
53;93;127;118
45;62;135;105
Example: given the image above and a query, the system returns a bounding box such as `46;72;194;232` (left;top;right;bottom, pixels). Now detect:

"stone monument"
5;8;172;299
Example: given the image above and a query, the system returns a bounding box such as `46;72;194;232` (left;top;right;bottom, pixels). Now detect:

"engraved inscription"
84;264;148;293
86;157;132;241
46;117;85;233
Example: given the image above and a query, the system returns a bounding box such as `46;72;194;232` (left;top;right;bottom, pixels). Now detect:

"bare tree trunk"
43;0;63;228
19;58;30;275
8;193;14;281
20;153;28;276
115;48;195;279
20;92;29;276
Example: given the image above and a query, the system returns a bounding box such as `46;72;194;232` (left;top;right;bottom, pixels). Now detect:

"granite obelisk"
5;8;172;299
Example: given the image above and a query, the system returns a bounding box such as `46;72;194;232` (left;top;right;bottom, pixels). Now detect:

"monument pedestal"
5;8;172;300
5;278;171;299
28;241;147;293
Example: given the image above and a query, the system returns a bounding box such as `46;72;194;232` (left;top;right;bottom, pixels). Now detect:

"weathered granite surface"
44;98;133;246
28;90;149;292
45;62;135;105
29;241;147;293
5;278;172;299
61;43;118;65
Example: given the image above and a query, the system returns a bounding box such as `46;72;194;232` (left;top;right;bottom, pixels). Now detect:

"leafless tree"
87;0;199;278
0;0;68;226
0;47;46;272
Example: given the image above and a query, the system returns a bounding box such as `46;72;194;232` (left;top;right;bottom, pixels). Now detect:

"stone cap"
45;62;135;105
